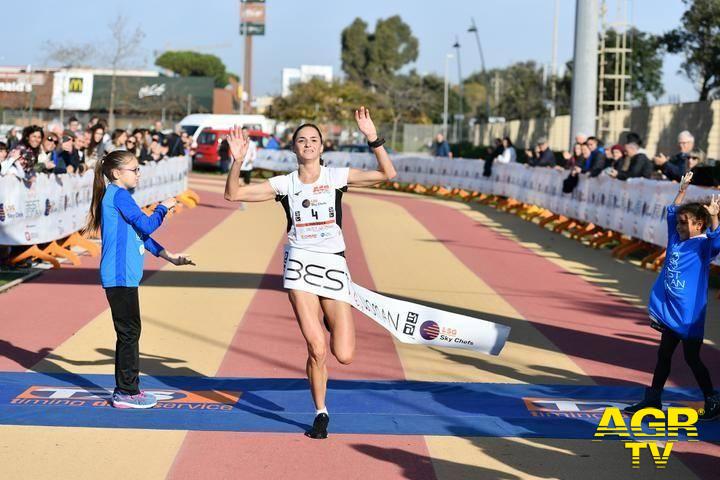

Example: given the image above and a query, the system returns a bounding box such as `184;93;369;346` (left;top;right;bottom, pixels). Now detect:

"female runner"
224;106;396;439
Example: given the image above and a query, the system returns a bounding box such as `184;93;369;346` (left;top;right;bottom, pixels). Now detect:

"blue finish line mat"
1;372;718;440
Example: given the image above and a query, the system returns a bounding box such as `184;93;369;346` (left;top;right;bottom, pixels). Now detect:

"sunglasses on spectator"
47;137;58;144
689;156;700;160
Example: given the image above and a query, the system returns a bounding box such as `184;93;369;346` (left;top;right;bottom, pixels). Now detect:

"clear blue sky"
3;0;696;103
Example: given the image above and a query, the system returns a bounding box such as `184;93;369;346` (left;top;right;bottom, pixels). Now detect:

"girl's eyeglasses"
120;167;140;174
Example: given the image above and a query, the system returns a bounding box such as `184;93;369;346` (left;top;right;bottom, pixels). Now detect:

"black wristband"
367;137;386;149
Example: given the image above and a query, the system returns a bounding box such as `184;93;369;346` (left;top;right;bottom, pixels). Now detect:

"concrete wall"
473;100;720;159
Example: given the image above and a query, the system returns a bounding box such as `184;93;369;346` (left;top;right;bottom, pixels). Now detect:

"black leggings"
105;287;142;395
651;329;714;397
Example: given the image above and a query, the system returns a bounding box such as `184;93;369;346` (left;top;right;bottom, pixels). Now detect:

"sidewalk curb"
0;269;45;295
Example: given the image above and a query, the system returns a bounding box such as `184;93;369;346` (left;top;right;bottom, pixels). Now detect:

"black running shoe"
624;388;662;414
699;393;720;421
305;413;329;439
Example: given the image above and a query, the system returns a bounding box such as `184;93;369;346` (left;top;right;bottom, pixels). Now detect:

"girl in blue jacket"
85;150;194;409
626;172;720;420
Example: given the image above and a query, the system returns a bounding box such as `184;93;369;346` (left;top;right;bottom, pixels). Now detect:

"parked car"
178;113;275;146
193;127;270;169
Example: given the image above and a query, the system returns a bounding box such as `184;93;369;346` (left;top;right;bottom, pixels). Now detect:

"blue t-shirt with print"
648;204;720;339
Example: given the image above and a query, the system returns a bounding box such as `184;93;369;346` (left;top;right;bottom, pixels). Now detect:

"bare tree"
43;41;97;67
105;14;145;129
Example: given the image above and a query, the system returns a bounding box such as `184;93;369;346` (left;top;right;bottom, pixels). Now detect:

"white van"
178;114;275;145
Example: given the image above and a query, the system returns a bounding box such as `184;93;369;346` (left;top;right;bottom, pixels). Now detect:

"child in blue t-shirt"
85;150;195;409
626;172;720;420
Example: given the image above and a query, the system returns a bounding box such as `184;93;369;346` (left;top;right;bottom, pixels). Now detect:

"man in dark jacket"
653;130;693;181
432;133;452;157
53;132;81;174
526;137;556;167
609;142;652;180
578;142;606;177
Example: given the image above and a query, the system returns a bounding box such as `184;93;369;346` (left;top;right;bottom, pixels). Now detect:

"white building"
281;65;333;97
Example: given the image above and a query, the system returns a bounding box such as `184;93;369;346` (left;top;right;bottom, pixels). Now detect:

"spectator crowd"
472;128;712;190
0;117;193;183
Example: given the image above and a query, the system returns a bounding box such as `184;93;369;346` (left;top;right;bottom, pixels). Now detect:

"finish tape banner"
282;246;510;355
0;156;189;246
256;151;717;254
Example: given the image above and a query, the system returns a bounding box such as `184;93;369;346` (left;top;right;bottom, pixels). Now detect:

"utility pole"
239;0;265;114
550;0;559;117
453;37;464;143
242;34;253;113
443;53;454;137
468;17;491;120
569;0;599;146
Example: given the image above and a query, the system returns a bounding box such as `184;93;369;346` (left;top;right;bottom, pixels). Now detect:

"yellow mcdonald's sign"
68;77;83;93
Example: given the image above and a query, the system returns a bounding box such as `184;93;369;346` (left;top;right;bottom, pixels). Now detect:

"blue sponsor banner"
0;372;718;439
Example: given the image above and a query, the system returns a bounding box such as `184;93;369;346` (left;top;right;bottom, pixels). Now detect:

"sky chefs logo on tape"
420;321;439;340
10;386;242;411
410;317;475;346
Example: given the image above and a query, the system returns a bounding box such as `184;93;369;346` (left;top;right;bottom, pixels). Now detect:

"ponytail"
83;160;106;234
83;150;136;235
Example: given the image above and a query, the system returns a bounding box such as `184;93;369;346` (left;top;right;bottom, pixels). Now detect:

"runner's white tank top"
269;166;349;254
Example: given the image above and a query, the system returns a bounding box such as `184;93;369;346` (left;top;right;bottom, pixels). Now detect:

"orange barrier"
7;189;200;270
61;232;100;257
614;240;652;260
652;251;666;271
177;192;198;208
380;181;686;275
641;248;665;270
552;218;576;234
590;230;617;249
463;191;482;203
9;245;61;269
538;213;561;228
523;207;548;222
44;241;81;266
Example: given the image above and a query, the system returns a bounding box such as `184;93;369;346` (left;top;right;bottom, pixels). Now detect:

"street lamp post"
453;37;464;143
550;0;560;117
443;53;454;137
468;17;491;120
